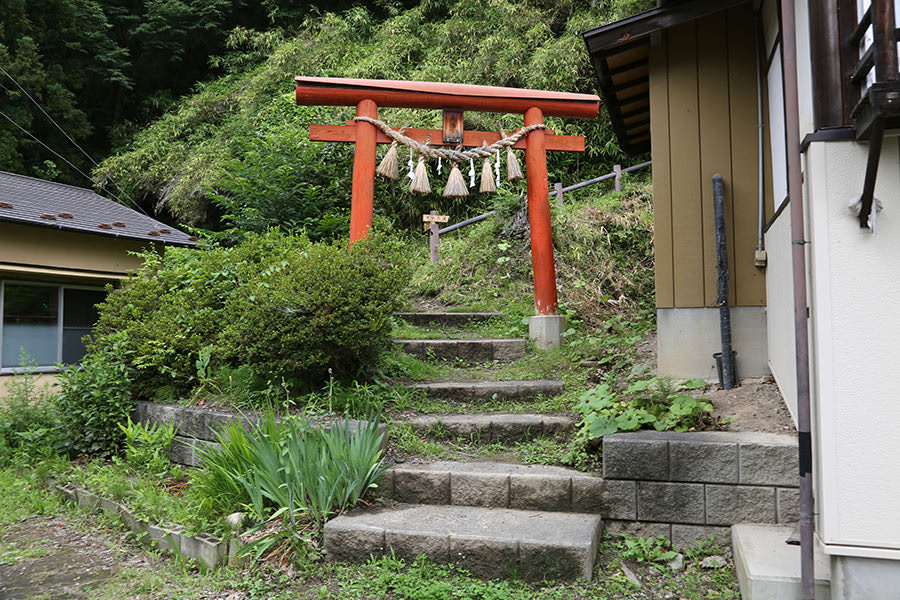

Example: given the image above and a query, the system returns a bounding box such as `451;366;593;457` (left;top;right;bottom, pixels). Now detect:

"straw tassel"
479;155;496;193
376;141;400;180
410;154;431;195
504;131;524;181
443;161;469;197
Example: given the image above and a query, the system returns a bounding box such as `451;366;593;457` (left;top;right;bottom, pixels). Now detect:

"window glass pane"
2;283;58;367
62;289;106;364
63;289;106;328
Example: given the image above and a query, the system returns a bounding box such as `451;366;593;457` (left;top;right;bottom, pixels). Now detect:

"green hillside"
93;0;653;231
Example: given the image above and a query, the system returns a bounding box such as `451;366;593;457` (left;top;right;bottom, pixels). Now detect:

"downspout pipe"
755;11;767;264
713;174;736;390
779;1;816;599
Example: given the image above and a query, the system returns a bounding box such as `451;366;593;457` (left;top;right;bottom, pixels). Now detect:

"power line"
0;108;148;215
0;64;146;215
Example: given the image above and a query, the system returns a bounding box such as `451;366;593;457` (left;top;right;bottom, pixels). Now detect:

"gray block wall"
601;431;799;546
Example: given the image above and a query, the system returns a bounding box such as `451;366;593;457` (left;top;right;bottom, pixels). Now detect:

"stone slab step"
395;312;502;326
409;379;564;401
394;338;526;363
324;503;602;581
732;524;831;599
407;413;575;442
380;460;605;513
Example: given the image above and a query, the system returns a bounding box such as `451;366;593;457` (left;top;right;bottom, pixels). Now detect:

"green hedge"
87;230;411;402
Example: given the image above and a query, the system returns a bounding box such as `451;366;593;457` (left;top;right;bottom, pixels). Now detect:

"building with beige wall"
0;171;197;394
586;0;900;597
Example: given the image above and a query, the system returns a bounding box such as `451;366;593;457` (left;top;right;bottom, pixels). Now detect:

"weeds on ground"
118;417;179;478
617;534;678;565
0;359;62;466
575;374;717;441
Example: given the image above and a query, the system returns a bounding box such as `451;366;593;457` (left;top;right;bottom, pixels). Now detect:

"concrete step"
380;461;604;513
407;413;575;442
408;379;564;401
395;312;502;326
394;338;526;363
324;503;603;581
732;524;831;599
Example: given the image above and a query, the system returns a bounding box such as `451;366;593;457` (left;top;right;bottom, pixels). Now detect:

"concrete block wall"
52;482;238;568
601;431;799;547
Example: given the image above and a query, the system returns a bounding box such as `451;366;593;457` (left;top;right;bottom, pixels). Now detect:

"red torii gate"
295;77;599;347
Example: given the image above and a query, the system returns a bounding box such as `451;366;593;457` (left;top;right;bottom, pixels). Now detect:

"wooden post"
614;164;622;192
349;99;377;243
554;182;563;205
524;107;558;315
429;210;440;264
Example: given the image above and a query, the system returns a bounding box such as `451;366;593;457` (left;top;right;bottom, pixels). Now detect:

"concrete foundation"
528;314;565;350
732;524;831;599
657;307;769;380
831;555;900;600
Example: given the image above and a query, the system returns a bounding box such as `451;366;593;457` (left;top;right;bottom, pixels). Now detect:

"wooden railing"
847;0;900;137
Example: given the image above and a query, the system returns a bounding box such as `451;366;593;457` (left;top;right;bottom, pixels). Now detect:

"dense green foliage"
0;0;408;186
95;0;653;229
87;230;410;403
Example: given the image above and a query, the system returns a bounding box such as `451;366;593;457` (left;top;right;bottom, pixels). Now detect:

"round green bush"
88;230;411;402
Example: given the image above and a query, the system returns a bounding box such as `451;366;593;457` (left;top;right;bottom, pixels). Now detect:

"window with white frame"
0;281;107;371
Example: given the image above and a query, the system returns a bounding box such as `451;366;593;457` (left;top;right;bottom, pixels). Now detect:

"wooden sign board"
423;214;450;223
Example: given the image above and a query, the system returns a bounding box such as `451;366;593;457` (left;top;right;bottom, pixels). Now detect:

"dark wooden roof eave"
582;0;750;54
583;0;752;156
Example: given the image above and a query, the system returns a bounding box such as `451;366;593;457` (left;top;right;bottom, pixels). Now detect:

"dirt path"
0;516;151;600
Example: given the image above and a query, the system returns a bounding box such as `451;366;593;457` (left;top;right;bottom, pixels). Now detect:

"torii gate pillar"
523;106;565;348
296;77;600;349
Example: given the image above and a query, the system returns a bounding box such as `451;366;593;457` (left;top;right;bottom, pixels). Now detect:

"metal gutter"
780;1;816;597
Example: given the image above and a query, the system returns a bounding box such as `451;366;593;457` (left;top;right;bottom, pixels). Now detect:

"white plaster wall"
656;307;769;380
763;212;797;424
805;139;900;553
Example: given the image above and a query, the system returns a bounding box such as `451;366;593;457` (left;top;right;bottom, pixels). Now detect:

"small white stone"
226;512;246;531
666;553;685;572
701;555;727;569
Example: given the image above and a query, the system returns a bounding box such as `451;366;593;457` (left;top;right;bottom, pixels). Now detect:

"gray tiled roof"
0;170;198;246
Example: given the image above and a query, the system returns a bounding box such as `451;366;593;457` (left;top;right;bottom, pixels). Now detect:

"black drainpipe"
780;1;816;598
713;174;736;389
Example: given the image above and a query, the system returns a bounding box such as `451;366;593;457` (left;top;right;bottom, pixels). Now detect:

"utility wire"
0;108;146;214
0;64;148;215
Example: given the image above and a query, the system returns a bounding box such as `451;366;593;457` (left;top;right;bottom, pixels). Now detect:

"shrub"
56;335;135;456
88;229;411;403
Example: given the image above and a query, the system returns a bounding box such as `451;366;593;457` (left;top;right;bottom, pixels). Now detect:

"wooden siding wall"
650;4;774;308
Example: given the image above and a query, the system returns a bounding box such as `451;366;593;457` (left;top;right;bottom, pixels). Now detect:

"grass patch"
0;540;53;565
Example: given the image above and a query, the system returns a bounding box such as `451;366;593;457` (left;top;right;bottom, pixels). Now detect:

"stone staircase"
324;462;605;581
320;310;596;581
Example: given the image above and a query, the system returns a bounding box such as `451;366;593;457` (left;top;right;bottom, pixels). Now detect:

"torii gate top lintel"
295;76;601;325
295;76;600;118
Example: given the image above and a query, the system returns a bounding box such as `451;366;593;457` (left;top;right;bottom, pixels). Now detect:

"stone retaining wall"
600;431;799;547
134;401;386;467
